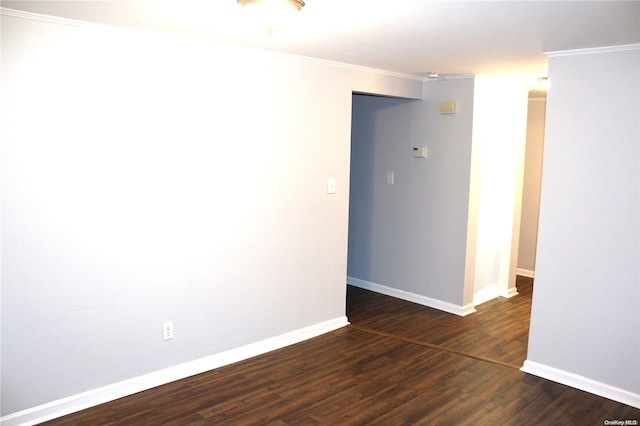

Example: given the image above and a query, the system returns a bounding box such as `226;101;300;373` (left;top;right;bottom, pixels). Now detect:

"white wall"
524;46;640;407
348;77;476;311
468;76;530;303
517;98;546;275
0;11;421;419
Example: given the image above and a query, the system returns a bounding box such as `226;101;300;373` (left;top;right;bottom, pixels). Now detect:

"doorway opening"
346;87;546;368
515;92;547;280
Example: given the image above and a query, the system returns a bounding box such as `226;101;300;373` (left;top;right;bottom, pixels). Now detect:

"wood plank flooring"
43;277;639;425
347;276;534;368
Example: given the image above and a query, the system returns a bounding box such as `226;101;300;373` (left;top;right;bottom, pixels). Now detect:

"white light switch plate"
327;177;336;194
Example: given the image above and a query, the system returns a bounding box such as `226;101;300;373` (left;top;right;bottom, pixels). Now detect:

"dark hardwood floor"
44;277;639;425
347;276;534;368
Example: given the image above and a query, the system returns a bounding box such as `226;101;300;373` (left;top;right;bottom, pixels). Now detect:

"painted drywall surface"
350;69;423;100
470;76;530;298
517;98;546;274
0;13;419;414
527;48;640;393
348;77;475;305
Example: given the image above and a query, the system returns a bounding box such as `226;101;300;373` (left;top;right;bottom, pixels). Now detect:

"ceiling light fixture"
426;72;439;79
237;0;305;35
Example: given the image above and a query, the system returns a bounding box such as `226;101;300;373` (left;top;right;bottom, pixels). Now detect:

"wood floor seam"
347;324;522;370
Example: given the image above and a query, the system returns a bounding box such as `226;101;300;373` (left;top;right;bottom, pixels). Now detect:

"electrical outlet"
163;321;173;340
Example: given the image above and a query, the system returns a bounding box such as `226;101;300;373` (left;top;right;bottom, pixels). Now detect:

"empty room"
1;1;639;424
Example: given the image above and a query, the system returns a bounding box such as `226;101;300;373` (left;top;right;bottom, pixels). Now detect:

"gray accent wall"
348;78;476;305
4;8;638;418
0;12;420;415
527;47;640;394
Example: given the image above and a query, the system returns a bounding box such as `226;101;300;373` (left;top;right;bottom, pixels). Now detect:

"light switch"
387;172;394;185
327;177;336;194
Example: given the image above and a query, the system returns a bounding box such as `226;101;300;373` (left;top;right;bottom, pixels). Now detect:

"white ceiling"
3;1;640;77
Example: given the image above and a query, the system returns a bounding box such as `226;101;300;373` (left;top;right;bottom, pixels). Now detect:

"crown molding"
546;44;640;58
1;7;120;33
303;59;424;81
1;7;423;83
422;73;476;82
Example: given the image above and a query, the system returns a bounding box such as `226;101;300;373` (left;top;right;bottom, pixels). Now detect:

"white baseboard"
516;268;535;278
472;283;519;307
0;317;349;426
521;360;640;409
500;286;519;299
473;284;500;306
347;276;476;316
